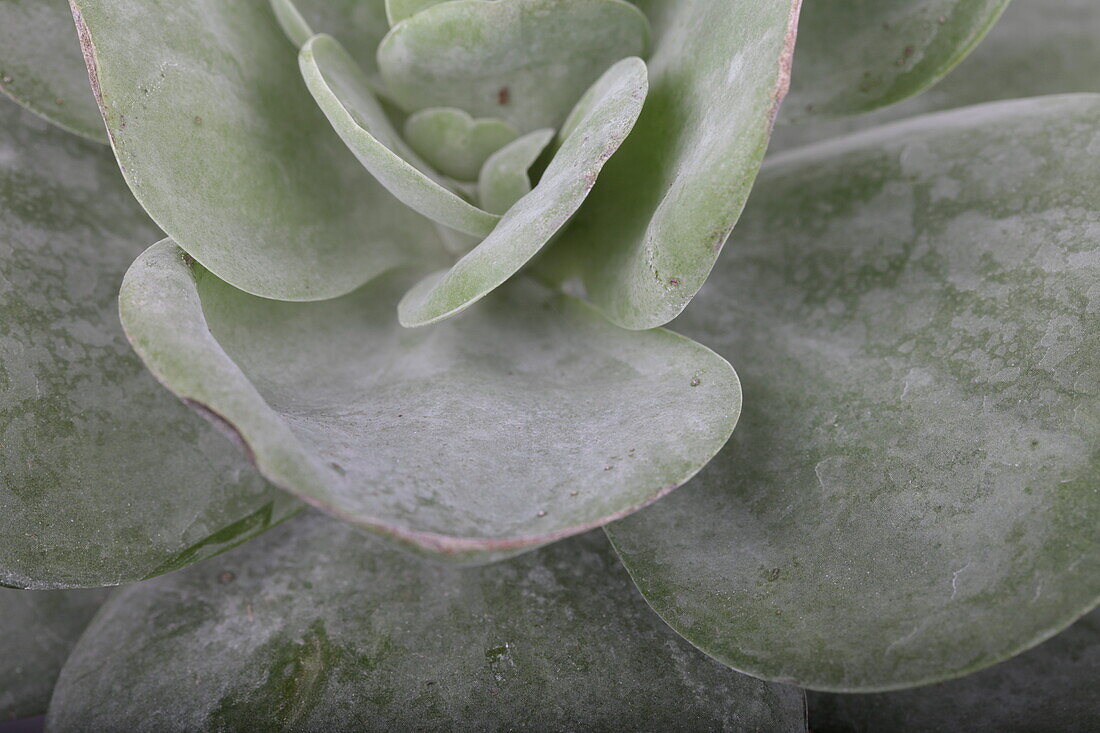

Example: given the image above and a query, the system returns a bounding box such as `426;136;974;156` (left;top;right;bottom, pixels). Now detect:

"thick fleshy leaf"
301;34;499;237
0;100;300;589
272;0;391;86
545;0;801;330
120;240;740;564
783;0;1009;121
385;0;452;26
399;57;647;327
70;0;445;301
377;0;649;132
47;513;806;731
0;0;106;143
478;128;554;215
773;0;1100;151
404;107;520;182
0;587;109;719
809;608;1100;732
607;95;1100;690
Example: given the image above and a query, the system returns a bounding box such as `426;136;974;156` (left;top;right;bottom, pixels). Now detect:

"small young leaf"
377;0;649;132
607;95;1100;691
404;107;520;182
477;128;555;215
47;515;806;731
399;57;647;327
300;34;500;237
119;238;739;564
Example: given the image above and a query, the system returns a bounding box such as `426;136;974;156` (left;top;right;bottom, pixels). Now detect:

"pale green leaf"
47;514;806;731
301;34;499;237
404;107;520;182
70;0;445;301
119;239;740;564
399;57;647;327
0;587;109;719
377;0;649;132
385;0;452;25
0;0;106;143
0;99;300;590
607;95;1100;691
544;0;801;329
274;0;392;88
784;0;1010;120
270;0;314;48
477;127;554;215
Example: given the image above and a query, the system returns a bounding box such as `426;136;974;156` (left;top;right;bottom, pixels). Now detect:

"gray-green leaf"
404;107;520;182
0;99;300;589
607;94;1100;691
47;513;806;731
119;240;740;564
477;127;554;215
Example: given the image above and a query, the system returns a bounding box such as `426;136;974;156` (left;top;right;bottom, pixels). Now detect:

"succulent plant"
0;0;1097;729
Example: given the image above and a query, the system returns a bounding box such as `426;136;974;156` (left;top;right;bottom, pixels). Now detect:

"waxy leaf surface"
404;107;519;182
399;57;647;327
477;128;554;215
48;514;807;731
548;0;802;329
784;0;1009;120
608;95;1100;690
120;241;740;563
0;0;106;143
274;0;391;86
0;100;299;589
0;587;108;719
70;0;444;301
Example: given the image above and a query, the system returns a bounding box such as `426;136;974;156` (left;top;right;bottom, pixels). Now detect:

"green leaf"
272;0;392;91
300;34;499;237
404;107;520;182
377;0;650;132
0;99;301;589
809;608;1100;732
385;0;452;26
477;128;554;215
784;0;1010;120
399;57;647;327
543;0;801;330
0;0;106;143
606;95;1100;691
119;239;740;564
773;0;1100;151
0;587;109;719
47;514;806;730
69;0;445;301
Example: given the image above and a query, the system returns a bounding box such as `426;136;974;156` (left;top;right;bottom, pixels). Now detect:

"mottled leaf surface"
0;99;299;590
773;0;1100;151
547;0;802;329
404;107;519;182
47;514;806;731
399;57;647;327
120;241;740;563
377;0;649;132
70;0;445;301
608;95;1100;690
0;0;106;143
809;609;1100;732
477;128;554;215
0;587;108;719
784;0;1009;120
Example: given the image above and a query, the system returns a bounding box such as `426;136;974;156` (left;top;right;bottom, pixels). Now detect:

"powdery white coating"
47;514;807;731
477;127;555;215
404;107;519;182
608;95;1100;691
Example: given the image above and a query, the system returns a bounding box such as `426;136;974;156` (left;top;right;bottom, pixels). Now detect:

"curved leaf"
0;587;109;719
809;608;1100;732
478;128;554;215
386;0;453;26
399;57;647;327
69;0;445;301
300;34;499;237
783;0;1010;121
272;0;392;91
773;0;1100;151
0;0;106;143
377;0;649;132
545;0;802;329
404;107;519;182
0;99;301;590
47;514;806;731
607;95;1100;691
120;239;740;564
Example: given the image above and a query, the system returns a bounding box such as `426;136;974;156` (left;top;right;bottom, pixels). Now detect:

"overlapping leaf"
47;513;807;731
607;95;1100;690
